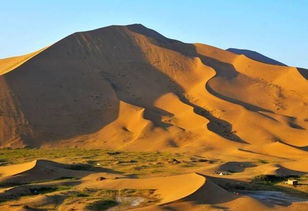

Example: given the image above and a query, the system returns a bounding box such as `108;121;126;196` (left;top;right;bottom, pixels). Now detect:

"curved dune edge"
80;173;207;205
0;160;37;178
115;173;269;211
280;158;308;172
78;172;268;211
0;24;307;151
0;159;92;187
0;47;47;75
0;159;95;199
0;161;306;211
0;159;64;179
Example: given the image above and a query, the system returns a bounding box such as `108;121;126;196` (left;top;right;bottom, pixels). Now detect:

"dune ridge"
0;24;307;159
0;48;47;75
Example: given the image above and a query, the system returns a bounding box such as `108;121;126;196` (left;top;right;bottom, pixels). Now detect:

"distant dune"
0;24;307;161
297;67;308;79
227;48;287;66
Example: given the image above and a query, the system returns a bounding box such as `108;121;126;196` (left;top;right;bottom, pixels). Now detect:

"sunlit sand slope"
0;24;307;159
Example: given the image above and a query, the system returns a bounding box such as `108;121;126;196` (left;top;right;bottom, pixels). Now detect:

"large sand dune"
0;24;307;155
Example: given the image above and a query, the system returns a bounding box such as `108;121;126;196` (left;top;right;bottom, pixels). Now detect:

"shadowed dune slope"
0;160;91;187
0;48;46;75
0;24;307;155
80;172;269;211
227;48;287;66
80;173;207;205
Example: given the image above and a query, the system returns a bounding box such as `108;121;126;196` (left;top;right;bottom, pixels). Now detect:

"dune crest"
0;24;307;160
0;48;47;75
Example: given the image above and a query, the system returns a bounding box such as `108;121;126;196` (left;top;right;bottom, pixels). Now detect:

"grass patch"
0;148;205;177
54;176;78;180
0;148;102;165
86;200;118;211
65;188;159;210
0;159;8;166
0;149;197;176
0;185;72;202
68;191;90;198
30;185;72;195
252;175;299;185
67;163;94;171
0;149;184;166
258;159;269;164
120;188;156;197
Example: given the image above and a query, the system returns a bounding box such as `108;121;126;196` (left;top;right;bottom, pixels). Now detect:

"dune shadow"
0;160;125;187
207;175;308;207
199;56;273;114
178;96;247;144
274;138;308;152
238;148;290;160
180;173;238;205
128;25;248;144
0;26;185;146
128;25;279;115
218;161;257;173
275;165;306;176
142;107;174;128
65;163;124;174
1;24;285;147
297;68;308;80
285;116;305;130
226;48;287;66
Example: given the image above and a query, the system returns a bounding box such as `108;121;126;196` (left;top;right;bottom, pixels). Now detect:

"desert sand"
0;24;307;210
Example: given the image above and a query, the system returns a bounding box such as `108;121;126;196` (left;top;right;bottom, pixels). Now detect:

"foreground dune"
80;173;207;205
79;173;269;211
0;161;36;178
0;160;91;187
1;159;306;210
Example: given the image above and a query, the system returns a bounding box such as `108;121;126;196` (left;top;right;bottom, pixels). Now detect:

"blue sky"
1;0;307;68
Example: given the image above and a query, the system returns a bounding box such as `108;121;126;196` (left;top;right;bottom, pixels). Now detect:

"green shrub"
86;200;118;211
252;175;299;185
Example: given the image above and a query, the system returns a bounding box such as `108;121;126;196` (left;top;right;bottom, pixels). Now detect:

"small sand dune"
0;161;37;178
0;160;90;185
80;173;206;205
0;160;307;210
79;172;273;211
97;173;268;211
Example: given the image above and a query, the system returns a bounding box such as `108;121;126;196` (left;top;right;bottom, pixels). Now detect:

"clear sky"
1;0;307;68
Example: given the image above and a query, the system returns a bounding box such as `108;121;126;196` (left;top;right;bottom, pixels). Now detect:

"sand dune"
81;173;206;204
66;172;271;211
0;24;307;152
0;160;90;186
0;157;307;210
0;168;265;210
0;161;37;178
0;24;307;210
227;48;287;66
0;48;46;75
